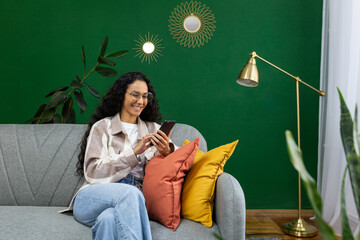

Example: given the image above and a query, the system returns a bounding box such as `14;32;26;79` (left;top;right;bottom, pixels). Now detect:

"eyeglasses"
127;90;153;102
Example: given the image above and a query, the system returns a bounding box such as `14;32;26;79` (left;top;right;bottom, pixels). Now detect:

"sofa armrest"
214;172;246;240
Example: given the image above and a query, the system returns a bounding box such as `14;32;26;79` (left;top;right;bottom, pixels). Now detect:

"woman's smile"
131;104;143;111
120;80;149;123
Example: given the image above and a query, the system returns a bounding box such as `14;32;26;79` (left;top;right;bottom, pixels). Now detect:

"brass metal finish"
237;51;326;96
134;33;164;64
168;1;216;48
237;51;325;237
282;217;318;237
236;57;259;87
296;81;302;219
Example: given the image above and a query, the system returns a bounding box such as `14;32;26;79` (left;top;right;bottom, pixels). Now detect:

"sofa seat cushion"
0;206;91;240
0;206;220;240
150;219;220;240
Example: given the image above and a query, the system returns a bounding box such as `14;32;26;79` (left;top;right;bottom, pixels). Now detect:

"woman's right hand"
132;133;154;155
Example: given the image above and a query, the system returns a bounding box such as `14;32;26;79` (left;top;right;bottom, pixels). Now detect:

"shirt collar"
111;113;149;140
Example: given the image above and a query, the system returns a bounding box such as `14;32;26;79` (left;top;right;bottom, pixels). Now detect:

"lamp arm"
251;52;325;96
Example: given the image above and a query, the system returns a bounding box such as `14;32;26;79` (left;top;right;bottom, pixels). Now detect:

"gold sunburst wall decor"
169;1;216;48
134;33;164;64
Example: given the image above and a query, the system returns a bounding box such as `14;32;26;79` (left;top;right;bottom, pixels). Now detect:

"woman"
73;72;175;240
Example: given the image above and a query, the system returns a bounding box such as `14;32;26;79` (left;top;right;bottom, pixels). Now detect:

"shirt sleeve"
83;121;139;184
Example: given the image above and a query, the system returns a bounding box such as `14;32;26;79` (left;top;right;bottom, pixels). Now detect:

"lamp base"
282;217;318;237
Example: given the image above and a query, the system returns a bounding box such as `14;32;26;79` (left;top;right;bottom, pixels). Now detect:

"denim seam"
113;208;127;239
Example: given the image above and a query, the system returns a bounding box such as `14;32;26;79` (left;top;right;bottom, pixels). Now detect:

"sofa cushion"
0;206;91;240
181;140;238;227
0;206;220;240
143;138;199;231
150;218;220;240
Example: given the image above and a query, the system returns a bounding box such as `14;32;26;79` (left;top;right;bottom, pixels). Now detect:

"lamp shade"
236;57;259;87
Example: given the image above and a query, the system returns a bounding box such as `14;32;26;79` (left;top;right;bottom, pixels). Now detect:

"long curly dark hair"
76;72;162;176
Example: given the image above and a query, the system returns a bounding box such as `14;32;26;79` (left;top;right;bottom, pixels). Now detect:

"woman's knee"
95;208;116;225
113;184;145;206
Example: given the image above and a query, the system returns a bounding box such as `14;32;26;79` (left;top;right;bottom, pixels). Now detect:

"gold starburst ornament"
134;33;164;64
169;1;216;48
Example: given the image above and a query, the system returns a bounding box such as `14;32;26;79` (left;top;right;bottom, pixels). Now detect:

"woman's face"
120;80;149;123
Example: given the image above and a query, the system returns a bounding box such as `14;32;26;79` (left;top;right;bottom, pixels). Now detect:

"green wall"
0;0;323;209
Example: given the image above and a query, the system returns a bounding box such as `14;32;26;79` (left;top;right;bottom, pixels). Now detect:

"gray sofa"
0;123;245;240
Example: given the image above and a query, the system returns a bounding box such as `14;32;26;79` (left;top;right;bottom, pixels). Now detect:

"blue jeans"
116;174;143;191
73;175;152;240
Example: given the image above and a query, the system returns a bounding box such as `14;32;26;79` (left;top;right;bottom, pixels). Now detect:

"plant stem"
81;63;99;84
51;63;99;121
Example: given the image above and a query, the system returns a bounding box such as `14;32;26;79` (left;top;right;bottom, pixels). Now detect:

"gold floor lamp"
236;51;325;237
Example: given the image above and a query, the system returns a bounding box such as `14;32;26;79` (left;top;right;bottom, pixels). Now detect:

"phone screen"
159;120;176;136
149;120;176;146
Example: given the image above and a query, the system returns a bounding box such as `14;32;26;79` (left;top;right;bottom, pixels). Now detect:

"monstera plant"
26;37;128;124
285;88;360;239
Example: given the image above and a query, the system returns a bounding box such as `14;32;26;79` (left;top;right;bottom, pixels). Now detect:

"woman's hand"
151;130;173;157
132;134;154;155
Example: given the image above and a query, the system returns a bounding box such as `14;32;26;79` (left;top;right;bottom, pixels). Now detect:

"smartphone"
149;120;176;146
158;120;176;136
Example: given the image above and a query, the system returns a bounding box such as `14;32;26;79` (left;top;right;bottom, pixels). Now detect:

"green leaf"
67;107;76;123
338;88;355;157
95;66;117;77
33;104;46;118
74;91;87;111
212;232;224;240
76;74;82;82
31;108;56;124
41;108;56;123
354;106;360;156
338;88;360;217
53;114;63;123
71;80;82;89
44;91;68;111
25;116;49;123
81;45;86;74
341;166;355;240
107;50;129;58
84;82;100;98
100;36;108;57
285;130;338;240
98;56;116;66
62;97;74;122
285;130;314;183
45;87;69;97
25;104;46;124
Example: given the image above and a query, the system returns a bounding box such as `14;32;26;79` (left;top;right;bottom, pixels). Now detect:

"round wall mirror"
183;15;201;33
142;42;155;54
169;1;216;48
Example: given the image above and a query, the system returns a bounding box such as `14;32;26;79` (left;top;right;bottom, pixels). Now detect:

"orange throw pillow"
142;138;199;231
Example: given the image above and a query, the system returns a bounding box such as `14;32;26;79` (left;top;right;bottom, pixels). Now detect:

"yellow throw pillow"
181;139;238;227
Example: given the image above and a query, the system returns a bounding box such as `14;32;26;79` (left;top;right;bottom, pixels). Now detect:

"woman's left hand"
151;130;172;157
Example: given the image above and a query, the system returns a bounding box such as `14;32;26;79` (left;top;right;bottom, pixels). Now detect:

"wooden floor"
246;209;341;240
